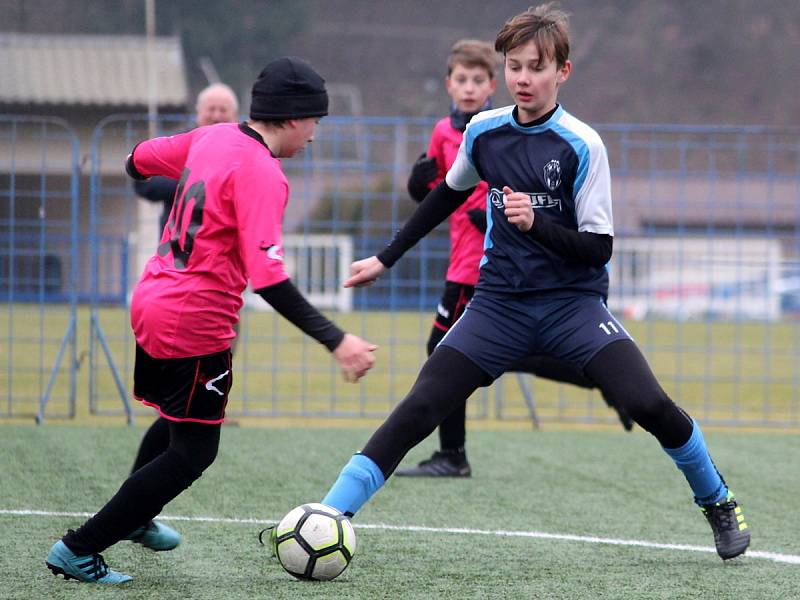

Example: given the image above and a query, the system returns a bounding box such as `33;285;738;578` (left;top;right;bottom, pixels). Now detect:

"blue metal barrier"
2;113;795;427
0;115;80;421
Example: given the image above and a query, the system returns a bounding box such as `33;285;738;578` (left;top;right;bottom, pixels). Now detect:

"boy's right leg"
125;417;182;550
46;421;220;582
322;346;488;515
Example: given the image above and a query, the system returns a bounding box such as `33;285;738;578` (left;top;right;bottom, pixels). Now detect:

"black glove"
466;208;487;234
407;152;439;203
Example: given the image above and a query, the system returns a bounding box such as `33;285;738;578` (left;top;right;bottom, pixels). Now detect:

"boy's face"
504;40;571;123
279;117;320;158
445;64;496;114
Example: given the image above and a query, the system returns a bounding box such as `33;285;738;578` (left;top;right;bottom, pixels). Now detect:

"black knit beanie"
249;57;329;120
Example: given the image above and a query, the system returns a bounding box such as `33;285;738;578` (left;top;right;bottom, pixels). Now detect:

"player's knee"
170;425;220;476
400;393;441;433
624;390;672;431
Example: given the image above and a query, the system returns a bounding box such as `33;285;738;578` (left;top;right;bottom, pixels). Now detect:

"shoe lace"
258;524;278;558
81;554;110;579
258;525;274;546
419;451;446;466
706;500;736;531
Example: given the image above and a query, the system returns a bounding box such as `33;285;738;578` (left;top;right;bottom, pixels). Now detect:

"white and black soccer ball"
274;503;356;581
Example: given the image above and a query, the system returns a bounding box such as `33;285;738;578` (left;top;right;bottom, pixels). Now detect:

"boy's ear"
556;60;572;85
489;78;498;95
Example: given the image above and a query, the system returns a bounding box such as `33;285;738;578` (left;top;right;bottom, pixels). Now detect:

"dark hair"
494;3;570;67
447;39;498;78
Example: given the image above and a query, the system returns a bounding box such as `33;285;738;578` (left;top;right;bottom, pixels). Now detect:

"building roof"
0;33;188;108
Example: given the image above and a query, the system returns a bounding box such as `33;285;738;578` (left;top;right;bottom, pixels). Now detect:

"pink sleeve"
132;131;194;179
234;160;291;290
427;122;447;188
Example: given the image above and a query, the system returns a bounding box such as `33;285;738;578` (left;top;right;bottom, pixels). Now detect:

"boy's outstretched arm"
344;181;475;290
257;279;377;382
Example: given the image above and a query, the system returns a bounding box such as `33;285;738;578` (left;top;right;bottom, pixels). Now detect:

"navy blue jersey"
445;104;613;296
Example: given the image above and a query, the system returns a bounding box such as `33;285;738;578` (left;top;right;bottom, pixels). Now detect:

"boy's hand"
333;333;378;383
502;185;534;232
407;153;438;202
343;256;386;288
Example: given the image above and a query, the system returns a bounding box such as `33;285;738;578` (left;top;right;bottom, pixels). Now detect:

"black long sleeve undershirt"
526;213;613;268
256;279;345;352
378;180;475;268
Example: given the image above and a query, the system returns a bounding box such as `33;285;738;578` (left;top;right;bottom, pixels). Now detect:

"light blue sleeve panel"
553;112;614;236
445;105;514;192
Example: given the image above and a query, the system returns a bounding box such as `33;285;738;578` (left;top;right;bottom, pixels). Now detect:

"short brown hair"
447;39;498;79
494;3;570;67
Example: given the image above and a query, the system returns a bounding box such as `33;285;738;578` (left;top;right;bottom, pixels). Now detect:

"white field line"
3;508;799;565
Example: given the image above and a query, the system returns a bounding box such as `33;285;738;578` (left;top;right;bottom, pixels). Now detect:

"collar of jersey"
238;121;276;156
508;104;564;134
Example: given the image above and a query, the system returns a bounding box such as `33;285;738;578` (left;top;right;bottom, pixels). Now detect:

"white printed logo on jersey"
489;187;562;211
204;370;230;396
259;243;284;262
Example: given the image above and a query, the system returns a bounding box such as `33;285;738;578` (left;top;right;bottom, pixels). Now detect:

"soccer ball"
274;503;356;581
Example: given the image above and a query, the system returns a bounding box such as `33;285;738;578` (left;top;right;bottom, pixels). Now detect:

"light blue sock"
322;453;385;516
663;420;728;505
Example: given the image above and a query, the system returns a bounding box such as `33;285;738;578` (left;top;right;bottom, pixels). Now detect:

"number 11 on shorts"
598;321;619;335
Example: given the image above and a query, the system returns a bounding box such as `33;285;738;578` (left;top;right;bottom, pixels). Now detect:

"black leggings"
363;340;693;477
63;418;220;555
428;326;627;450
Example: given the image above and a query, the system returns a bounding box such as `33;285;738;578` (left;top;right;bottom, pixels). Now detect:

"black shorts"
133;344;233;424
432;281;475;333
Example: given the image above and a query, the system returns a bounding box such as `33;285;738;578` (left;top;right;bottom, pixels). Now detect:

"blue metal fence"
3;114;799;427
0;116;80;420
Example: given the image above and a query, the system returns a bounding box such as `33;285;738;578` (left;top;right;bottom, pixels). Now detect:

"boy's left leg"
322;345;489;515
46;421;220;582
584;339;750;560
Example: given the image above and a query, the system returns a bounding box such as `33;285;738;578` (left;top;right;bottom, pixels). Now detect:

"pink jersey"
426;117;487;286
129;123;290;358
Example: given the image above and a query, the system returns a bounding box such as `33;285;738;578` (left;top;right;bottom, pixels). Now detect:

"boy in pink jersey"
397;40;631;478
46;57;377;584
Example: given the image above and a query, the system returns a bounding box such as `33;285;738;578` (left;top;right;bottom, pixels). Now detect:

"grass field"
2;422;799;599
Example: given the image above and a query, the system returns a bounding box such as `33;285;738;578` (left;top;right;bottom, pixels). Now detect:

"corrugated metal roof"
0;33;188;107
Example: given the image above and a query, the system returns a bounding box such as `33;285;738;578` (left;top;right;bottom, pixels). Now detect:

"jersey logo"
543;160;562;191
489;187;562;211
259;243;284;262
436;303;450;319
203;370;230;396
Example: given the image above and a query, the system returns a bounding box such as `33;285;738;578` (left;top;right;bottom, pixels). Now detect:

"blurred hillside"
2;0;798;126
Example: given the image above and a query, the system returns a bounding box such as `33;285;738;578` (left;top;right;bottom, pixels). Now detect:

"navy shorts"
438;291;632;380
133;344;233;424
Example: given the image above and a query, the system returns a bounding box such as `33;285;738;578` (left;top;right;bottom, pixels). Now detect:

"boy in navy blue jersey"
316;3;750;561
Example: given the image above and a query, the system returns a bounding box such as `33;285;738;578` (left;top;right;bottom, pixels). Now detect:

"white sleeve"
575;140;614;236
445;136;481;191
